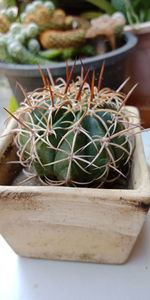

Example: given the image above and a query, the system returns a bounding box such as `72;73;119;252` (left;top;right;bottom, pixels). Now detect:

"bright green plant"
8;95;18;113
86;0;115;15
85;0;150;24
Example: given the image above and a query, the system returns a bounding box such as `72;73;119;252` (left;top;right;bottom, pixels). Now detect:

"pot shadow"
127;210;150;264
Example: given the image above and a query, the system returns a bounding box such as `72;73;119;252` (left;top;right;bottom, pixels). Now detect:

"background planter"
0;32;137;103
0;107;150;264
125;22;150;128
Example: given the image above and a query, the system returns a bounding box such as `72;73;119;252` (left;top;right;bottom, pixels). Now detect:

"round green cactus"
10;65;138;187
43;1;55;10
10;22;22;35
4;7;18;22
32;1;43;9
27;38;40;54
25;3;36;14
24;23;39;38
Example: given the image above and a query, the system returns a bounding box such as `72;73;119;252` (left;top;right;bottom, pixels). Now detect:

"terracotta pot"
0;107;150;264
125;22;150;128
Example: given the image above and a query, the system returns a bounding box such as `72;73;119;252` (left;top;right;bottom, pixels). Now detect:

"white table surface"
0;78;150;300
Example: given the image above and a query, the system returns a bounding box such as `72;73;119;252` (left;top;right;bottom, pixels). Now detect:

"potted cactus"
0;0;137;103
0;64;150;264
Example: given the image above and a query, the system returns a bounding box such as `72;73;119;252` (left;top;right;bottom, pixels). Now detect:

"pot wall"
0;33;137;103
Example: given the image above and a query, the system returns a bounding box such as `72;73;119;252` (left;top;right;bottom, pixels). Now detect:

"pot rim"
0;32;137;77
125;21;150;35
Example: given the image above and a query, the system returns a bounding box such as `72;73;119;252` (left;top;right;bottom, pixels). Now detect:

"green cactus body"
13;68;136;187
24;109;110;185
18;106;75;178
53;113;109;185
97;108;130;163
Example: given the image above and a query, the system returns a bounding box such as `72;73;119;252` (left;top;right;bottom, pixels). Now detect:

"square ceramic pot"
0;106;149;264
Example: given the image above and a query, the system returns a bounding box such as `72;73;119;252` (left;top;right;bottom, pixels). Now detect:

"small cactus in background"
0;22;49;64
8;64;139;187
39;28;86;49
86;13;126;50
22;1;89;52
0;6;18;33
22;1;75;31
0;1;93;64
0;1;126;64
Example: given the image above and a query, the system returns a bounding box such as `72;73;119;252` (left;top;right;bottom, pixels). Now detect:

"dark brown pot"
125;22;150;128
